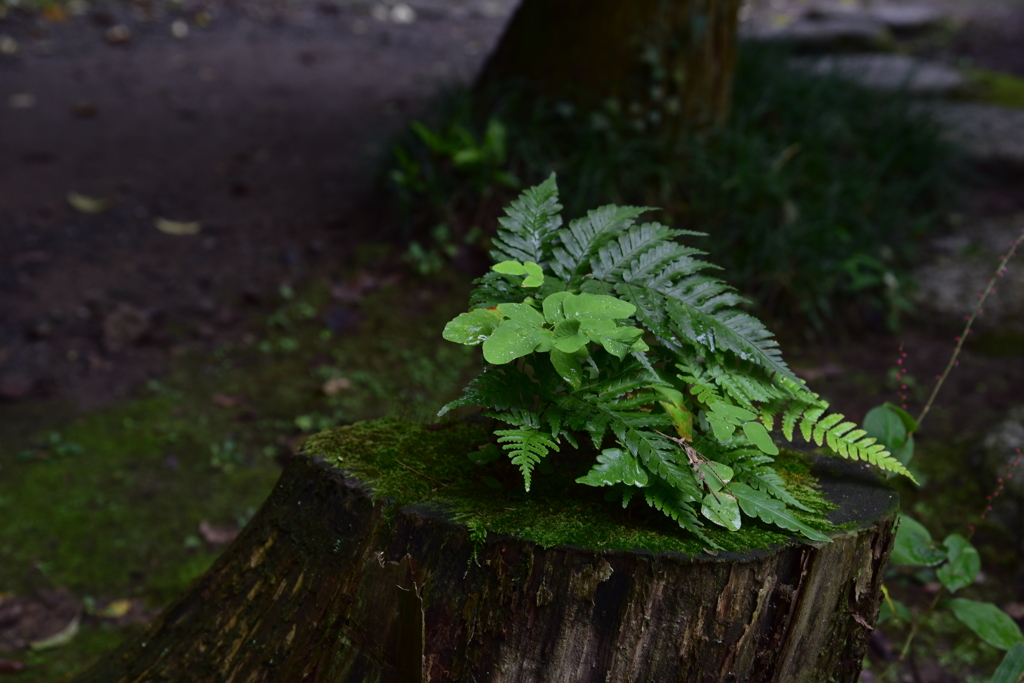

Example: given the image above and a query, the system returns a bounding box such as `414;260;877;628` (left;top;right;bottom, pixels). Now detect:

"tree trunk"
476;0;741;131
73;419;897;683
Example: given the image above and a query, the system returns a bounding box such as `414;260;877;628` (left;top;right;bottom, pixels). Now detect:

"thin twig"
396;460;449;488
915;231;1024;428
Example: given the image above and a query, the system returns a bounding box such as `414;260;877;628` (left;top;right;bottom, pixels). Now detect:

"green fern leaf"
493;426;560;492
730;482;830;543
592;223;702;281
644;481;716;546
490;173;563;265
550;204;651;287
740;467;811;512
576;448;649;487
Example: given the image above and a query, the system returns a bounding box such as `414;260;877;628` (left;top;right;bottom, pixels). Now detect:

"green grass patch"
969;68;1024;109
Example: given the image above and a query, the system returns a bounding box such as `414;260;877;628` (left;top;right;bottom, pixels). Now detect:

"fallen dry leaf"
199;521;239;546
67;192;108;214
28;612;80;650
97;599;132;619
1003;602;1024;619
155;217;201;235
0;658;27;674
211;393;241;408
322;376;351;395
102;303;149;352
42;5;67;21
104;24;131;44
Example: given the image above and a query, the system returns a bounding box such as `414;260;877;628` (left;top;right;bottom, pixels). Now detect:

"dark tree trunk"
74;420;897;683
476;0;741;131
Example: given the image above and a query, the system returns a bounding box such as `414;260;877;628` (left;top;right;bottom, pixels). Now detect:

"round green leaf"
701;492;741;531
482;321;549;364
937;533;980;594
947;599;1024;651
442;308;502;346
742;421;780;455
890;515;947;567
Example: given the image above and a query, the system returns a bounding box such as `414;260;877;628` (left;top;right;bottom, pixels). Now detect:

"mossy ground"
304;417;838;559
0;273;481;682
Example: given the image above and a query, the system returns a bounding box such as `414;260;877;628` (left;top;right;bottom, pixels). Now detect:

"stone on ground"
923;102;1024;169
792;54;969;96
912;213;1024;331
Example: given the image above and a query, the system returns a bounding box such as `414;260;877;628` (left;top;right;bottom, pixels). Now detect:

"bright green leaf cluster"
440;175;910;545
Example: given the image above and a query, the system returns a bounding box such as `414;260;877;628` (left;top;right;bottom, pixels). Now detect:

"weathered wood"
74;419;897;683
476;0;741;131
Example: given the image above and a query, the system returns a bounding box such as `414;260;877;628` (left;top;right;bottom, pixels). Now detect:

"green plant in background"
863;232;1024;683
388;45;960;330
440;176;910;545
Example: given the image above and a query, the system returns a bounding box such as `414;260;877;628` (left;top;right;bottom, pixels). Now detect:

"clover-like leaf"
492;260;545;288
937;533;980;594
442;308;503;346
551;319;588;354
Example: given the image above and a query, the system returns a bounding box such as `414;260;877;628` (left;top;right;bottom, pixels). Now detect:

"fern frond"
730;482;831;543
492;416;560;492
644;481;716;547
739;467;811;512
438;365;540;417
469;271;527;309
592;223;699;281
490;173;563;265
550;204;650;287
783;405;914;479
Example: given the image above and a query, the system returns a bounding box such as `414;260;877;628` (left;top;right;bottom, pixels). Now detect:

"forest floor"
1;0;1024;681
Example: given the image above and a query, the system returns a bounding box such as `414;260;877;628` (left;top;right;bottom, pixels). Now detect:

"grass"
387;45;962;331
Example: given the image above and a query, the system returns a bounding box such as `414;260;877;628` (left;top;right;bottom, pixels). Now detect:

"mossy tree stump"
74;418;897;683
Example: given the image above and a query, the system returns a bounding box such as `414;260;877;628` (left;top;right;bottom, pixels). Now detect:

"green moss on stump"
302;417;838;558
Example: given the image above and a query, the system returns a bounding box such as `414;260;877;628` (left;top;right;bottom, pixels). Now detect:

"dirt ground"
2;0;1024;680
0;0;514;410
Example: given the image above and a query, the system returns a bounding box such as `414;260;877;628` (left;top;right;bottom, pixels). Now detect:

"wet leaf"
701;491;741;531
155;217;201;235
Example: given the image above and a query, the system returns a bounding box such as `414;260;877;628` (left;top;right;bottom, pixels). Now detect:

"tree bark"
475;0;741;131
73;421;897;683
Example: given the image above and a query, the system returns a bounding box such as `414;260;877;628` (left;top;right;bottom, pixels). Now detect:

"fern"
442;176;912;544
490;410;560;492
490;173;563;265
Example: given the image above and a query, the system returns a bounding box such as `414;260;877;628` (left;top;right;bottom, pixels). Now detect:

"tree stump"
475;0;741;131
73;418;898;683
